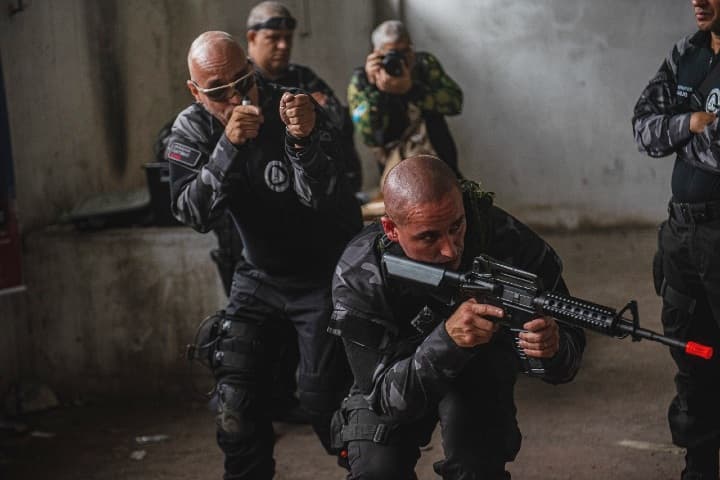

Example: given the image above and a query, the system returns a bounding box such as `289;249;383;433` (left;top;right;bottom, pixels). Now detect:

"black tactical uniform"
633;30;720;480
270;63;362;193
207;64;363;422
329;184;585;479
167;76;362;479
212;64;363;293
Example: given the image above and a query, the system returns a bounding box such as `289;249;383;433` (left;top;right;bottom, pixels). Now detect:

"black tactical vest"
676;33;720;113
672;32;720;202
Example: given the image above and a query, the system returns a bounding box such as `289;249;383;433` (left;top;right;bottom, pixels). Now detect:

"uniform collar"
690;30;712;48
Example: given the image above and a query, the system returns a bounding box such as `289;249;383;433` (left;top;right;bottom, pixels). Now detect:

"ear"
246;30;257;46
187;80;201;103
380;216;399;242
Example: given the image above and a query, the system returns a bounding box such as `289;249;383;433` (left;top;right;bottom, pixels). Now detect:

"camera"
382;50;406;77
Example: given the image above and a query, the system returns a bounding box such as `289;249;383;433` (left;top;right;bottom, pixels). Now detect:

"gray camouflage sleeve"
633;37;720;172
167;115;240;233
363;322;477;422
334;277;477;422
632;42;693;158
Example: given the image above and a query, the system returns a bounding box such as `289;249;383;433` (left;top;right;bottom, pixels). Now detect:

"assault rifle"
381;253;713;361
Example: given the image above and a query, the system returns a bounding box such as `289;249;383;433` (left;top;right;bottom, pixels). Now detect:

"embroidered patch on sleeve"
166;142;202;168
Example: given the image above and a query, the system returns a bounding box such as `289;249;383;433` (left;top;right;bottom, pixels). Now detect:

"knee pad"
215;382;255;439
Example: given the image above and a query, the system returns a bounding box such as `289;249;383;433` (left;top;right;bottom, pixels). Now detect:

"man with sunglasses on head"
167;31;362;479
349;20;464;181
246;1;362;192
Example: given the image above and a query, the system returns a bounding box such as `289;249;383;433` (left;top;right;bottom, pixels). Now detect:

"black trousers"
215;266;350;480
345;347;520;480
658;217;720;478
211;216;300;417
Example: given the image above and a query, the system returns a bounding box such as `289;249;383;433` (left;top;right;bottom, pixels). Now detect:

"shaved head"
383;155;460;225
187;31;245;79
185;31;254;125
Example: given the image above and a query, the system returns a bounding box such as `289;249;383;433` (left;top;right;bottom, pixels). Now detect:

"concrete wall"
0;0;374;398
19;226;226;397
401;0;695;228
0;0;373;232
0;293;32;392
0;1;704;398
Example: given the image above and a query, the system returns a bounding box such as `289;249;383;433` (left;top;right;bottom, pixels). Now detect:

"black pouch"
330;407;347;453
186;310;225;370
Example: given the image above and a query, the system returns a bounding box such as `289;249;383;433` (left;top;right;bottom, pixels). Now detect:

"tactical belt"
668;199;720;224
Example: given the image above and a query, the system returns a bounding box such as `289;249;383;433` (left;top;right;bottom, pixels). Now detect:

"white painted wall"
401;0;696;228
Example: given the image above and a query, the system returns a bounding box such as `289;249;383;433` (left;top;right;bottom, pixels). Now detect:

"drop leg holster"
186;310;264;380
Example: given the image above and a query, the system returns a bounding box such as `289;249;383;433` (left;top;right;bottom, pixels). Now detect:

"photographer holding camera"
349;20;464;183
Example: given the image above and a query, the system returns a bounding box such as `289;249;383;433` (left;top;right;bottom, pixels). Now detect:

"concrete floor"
1;227;695;479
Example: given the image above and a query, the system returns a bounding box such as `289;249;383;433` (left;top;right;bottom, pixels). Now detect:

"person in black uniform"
633;1;720;478
211;1;363;299
329;155;585;479
246;1;362;193
231;1;364;422
167;31;361;479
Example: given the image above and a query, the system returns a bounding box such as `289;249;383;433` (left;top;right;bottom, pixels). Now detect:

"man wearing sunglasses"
200;0;364;426
167;31;362;479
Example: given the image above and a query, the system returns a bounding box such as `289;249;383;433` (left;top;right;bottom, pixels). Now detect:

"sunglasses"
191;67;256;102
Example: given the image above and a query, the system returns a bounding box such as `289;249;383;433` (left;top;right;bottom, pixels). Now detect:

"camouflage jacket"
166;76;361;278
329;183;585;422
348;51;463;172
633;31;720;175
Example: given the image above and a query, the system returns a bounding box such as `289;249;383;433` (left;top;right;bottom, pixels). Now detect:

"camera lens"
382;50;405;77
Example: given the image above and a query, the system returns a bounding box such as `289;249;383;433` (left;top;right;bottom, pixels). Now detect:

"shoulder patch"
166;142;202;168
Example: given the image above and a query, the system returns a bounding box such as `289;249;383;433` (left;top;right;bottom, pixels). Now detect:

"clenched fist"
225;105;264;145
280;92;316;139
